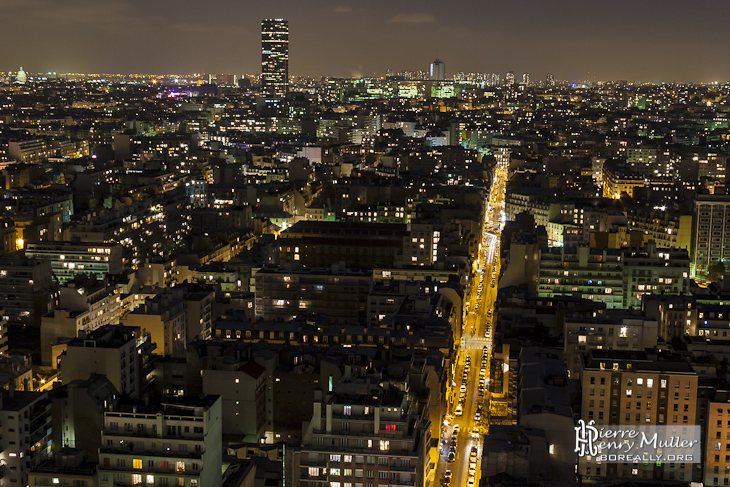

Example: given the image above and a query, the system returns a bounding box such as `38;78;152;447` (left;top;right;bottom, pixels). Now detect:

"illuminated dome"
16;67;26;85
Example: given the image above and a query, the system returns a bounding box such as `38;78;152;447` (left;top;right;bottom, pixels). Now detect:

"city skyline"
2;11;730;484
1;0;729;83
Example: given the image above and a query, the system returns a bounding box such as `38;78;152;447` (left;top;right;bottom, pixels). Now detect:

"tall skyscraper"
521;73;530;86
430;59;445;81
546;73;555;87
261;19;288;98
505;71;515;86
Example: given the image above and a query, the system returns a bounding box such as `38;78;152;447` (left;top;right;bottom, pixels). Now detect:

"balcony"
99;446;205;460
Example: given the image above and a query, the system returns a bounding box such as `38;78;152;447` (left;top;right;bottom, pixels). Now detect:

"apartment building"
254;266;371;324
292;378;428;487
693;194;730;278
60;325;153;399
538;243;690;310
704;390;730;487
98;396;222;487
0;253;58;326
563;313;658;378
643;294;697;341
538;246;624;309
122;292;186;356
25;241;124;284
579;349;698;483
622;242;690;309
0;390;53;487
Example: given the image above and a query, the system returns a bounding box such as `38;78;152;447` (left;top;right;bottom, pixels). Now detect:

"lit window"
176;461;185;472
133;459;142;469
379;440;390;451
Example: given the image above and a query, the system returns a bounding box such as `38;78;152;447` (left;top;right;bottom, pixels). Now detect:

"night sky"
1;0;727;83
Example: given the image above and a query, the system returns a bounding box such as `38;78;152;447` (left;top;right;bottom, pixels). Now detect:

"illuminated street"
435;156;508;487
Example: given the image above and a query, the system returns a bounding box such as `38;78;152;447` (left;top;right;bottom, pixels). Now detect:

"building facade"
25;242;123;284
579;349;698;483
693;194;730;278
261;19;289;98
292;381;428;487
98;396;222;487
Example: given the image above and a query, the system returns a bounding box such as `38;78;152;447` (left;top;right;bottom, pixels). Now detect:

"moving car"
447;451;456;462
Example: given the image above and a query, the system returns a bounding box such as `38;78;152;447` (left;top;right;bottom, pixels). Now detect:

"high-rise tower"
16;67;26;85
430;59;445;81
505;71;515;86
261;19;288;98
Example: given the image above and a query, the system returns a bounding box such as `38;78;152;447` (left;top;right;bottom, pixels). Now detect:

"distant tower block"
546;73;555;87
505;71;515;86
430;59;445;81
16;67;27;85
261;19;288;98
